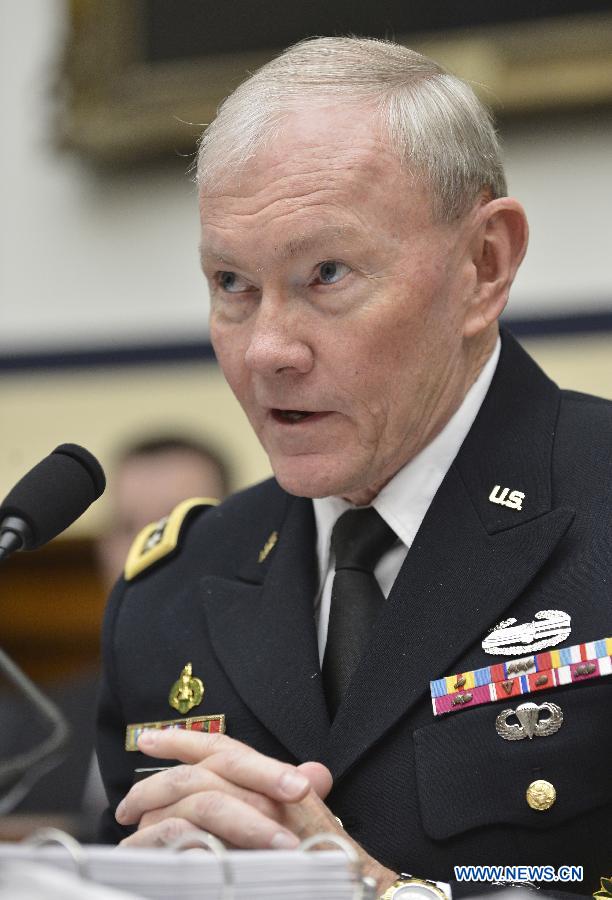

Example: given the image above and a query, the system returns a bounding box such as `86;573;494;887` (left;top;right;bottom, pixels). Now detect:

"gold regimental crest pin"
168;663;204;714
594;877;612;900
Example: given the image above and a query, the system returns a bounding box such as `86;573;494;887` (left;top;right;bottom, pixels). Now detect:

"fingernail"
115;800;127;823
138;730;156;747
279;771;309;797
270;831;299;849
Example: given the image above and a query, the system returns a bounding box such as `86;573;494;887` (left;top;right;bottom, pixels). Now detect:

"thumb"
297;761;333;799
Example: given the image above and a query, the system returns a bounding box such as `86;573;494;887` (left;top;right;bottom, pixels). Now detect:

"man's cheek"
216;354;249;397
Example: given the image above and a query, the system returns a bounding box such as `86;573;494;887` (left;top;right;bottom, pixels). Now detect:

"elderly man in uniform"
97;37;612;898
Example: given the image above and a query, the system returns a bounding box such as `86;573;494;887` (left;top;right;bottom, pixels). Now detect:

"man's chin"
271;459;353;500
270;453;394;506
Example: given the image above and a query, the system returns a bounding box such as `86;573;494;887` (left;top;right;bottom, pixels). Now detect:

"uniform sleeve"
95;577;135;844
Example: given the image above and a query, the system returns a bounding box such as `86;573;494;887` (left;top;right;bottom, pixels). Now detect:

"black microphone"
0;444;105;811
0;444;106;561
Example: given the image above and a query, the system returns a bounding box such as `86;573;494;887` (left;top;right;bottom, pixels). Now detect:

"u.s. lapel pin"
258;530;278;563
489;485;525;510
168;662;204;714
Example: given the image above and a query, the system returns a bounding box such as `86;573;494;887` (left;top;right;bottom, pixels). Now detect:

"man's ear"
463;197;529;339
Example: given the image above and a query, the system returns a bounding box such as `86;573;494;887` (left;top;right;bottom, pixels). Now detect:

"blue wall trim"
1;310;611;373
0;340;218;372
506;310;612;338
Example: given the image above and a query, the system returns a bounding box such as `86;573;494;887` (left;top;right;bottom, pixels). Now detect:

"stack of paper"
0;844;374;899
0;860;145;900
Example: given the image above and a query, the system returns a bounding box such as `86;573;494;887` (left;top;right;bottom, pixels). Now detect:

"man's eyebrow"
276;225;360;258
199;225;361;269
199;245;236;268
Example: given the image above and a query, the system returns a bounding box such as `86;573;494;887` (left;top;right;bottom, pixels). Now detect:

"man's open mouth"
270;409;332;425
272;409;315;423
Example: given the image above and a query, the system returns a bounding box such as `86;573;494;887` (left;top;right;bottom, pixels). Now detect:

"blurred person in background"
97;435;230;590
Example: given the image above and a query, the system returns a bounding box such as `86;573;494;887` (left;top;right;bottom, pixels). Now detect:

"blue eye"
316;261;350;285
218;271;250;293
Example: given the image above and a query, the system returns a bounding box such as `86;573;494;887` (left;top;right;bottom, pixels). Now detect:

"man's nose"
244;297;314;376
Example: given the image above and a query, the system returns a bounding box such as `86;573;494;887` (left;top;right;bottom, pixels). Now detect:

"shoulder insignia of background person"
124;496;218;581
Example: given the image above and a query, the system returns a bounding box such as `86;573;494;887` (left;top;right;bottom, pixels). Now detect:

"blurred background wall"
1;0;611;678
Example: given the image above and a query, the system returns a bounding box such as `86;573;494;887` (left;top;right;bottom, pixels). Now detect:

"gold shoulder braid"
123;497;218;581
594;877;612;900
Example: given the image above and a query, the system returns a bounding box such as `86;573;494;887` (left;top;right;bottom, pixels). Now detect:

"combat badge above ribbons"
482;610;571;656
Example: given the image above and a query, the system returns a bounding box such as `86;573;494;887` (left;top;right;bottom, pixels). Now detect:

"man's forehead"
200;103;396;199
200;224;366;265
198;105;438;265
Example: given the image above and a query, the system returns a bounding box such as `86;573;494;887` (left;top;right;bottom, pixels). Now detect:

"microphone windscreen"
0;443;106;549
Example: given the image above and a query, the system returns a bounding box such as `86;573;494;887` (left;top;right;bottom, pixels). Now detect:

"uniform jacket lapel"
321;331;575;780
201;493;330;762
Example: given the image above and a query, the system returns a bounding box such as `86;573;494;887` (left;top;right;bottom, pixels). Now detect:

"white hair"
196;36;507;222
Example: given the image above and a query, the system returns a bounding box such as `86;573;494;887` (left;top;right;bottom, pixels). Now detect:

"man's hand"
116;729;331;849
115;729;397;892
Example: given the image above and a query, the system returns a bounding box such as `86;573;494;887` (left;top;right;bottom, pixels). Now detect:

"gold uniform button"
526;779;556;811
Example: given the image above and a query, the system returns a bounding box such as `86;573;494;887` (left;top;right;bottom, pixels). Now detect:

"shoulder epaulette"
123;497;218;581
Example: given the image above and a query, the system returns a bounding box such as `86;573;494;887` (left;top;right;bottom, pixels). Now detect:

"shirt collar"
312;337;501;580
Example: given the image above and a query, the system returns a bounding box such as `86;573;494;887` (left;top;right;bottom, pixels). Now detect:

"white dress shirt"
313;338;501;665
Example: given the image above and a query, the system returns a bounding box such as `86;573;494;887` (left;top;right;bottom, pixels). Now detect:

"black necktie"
322;507;396;720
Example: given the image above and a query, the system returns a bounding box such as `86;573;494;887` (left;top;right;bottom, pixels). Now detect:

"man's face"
201;105;479;503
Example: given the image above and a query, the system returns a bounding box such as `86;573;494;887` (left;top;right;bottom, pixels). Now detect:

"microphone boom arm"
0;645;71;813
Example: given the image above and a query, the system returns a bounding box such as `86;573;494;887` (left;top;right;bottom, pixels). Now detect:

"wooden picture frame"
58;2;612;163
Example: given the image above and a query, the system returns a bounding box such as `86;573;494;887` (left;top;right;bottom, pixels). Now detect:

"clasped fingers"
118;764;280;827
120;790;299;850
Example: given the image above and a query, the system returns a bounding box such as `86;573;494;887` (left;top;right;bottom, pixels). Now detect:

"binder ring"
299;832;377;899
169;830;233;900
25;826;88;879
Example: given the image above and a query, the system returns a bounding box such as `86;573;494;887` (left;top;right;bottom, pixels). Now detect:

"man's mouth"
272;409;314;423
269;409;336;425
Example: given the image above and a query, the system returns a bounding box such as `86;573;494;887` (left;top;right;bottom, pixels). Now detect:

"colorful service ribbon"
431;637;612;716
125;714;225;751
